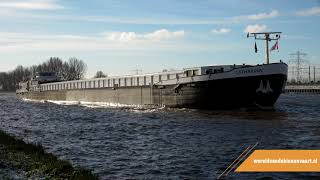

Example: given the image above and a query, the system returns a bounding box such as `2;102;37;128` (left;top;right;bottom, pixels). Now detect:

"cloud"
0;30;242;56
103;32;138;42
0;0;63;10
211;28;231;35
0;7;281;25
244;24;268;33
79;11;279;25
296;7;320;16
102;29;185;42
247;10;279;20
0;30;186;53
144;29;185;40
233;10;279;22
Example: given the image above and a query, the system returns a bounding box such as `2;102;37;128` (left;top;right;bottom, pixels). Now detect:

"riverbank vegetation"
0;57;87;91
94;71;107;78
0;130;98;179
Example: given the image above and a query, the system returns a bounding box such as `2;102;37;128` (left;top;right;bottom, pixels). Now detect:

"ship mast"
247;32;282;64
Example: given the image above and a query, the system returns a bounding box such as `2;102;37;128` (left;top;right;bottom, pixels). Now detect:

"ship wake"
22;98;165;112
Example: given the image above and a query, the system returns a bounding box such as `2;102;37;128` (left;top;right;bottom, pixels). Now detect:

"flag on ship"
254;42;258;53
270;41;279;51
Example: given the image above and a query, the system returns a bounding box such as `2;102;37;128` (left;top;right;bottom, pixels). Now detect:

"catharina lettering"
236;68;263;74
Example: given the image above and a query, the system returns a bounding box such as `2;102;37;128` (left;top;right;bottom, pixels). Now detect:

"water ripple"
0;93;320;179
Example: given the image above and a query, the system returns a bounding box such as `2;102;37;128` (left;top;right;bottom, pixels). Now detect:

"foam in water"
22;98;163;112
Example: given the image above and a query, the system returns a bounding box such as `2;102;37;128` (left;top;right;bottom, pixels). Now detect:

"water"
0;92;319;179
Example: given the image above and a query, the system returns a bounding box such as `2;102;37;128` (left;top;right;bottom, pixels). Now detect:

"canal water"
0;93;319;179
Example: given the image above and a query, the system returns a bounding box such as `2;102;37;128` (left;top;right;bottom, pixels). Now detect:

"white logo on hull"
256;80;273;94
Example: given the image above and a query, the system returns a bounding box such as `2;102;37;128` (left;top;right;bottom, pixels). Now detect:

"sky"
0;0;319;78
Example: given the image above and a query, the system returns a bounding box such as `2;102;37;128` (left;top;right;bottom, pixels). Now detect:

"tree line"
0;57;87;91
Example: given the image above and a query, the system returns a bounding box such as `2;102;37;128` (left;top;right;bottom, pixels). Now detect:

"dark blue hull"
157;74;287;109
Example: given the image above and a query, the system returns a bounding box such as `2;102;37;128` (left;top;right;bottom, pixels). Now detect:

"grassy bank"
0;130;98;179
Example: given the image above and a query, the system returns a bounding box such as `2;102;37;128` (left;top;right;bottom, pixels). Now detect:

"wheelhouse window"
185;70;194;77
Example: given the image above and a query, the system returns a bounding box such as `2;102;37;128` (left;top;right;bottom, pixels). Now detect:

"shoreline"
0;130;98;179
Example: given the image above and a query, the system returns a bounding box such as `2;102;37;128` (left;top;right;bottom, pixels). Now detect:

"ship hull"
158;74;286;109
18;74;287;109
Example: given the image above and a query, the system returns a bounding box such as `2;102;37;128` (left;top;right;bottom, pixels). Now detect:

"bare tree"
47;57;64;76
0;57;87;91
12;65;29;85
94;71;107;78
29;65;39;78
61;61;70;80
0;66;28;91
0;72;9;90
66;57;87;80
34;57;87;81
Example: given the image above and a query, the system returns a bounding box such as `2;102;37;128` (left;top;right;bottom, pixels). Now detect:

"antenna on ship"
247;32;282;64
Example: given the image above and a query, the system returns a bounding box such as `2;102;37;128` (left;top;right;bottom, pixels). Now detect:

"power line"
288;50;308;82
288;63;320;83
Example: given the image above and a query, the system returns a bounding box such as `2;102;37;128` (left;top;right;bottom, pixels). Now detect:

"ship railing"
285;85;320;90
39;72;189;91
38;63;280;91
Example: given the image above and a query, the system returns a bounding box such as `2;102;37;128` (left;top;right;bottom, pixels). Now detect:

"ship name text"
236;68;263;74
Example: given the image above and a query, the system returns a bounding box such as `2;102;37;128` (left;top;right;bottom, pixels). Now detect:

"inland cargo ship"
16;32;288;109
16;62;288;109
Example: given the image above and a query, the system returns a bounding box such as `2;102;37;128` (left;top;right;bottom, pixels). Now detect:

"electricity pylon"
288;50;308;82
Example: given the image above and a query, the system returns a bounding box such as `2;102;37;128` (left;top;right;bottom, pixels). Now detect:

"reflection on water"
0;93;319;179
